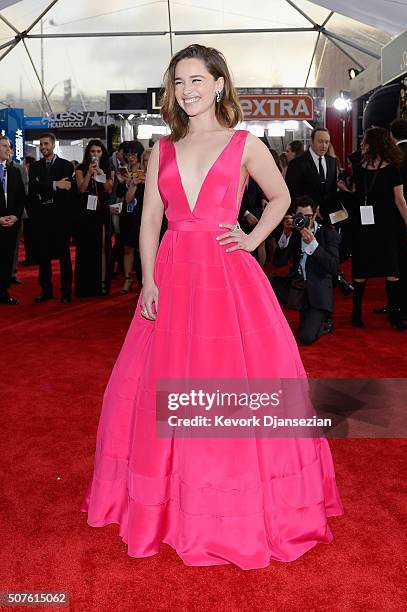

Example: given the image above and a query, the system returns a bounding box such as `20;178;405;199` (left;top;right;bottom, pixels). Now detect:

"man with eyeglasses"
270;195;340;345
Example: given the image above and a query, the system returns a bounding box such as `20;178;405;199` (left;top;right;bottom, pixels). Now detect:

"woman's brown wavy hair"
160;44;243;142
362;127;404;166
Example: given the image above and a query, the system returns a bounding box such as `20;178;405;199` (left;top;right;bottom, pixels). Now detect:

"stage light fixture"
348;68;361;80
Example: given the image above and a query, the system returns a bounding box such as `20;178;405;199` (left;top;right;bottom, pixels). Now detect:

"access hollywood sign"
46;112;112;129
239;95;314;121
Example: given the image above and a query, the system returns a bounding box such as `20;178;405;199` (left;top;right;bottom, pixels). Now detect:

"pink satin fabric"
81;130;343;569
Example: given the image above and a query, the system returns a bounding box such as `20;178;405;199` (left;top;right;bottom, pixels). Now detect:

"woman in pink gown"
81;44;343;570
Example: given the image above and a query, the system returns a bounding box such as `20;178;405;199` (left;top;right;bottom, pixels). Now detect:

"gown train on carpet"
81;130;343;569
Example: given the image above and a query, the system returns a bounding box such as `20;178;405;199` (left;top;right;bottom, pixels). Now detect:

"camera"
292;212;310;230
91;156;99;166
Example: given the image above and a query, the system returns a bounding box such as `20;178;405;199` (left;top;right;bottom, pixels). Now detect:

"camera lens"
293;213;307;230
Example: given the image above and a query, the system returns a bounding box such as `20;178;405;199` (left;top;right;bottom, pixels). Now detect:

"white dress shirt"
0;160;7;206
278;221;320;280
309;147;327;178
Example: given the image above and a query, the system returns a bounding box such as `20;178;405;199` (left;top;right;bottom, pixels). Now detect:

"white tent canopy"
312;0;407;34
0;0;402;114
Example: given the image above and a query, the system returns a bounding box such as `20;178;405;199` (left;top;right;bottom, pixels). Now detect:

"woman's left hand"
216;223;257;253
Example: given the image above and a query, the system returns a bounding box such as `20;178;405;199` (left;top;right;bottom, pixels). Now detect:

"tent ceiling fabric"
311;0;407;34
0;0;399;113
0;0;21;10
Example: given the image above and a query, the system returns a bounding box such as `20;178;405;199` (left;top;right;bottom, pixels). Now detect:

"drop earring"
216;90;221;103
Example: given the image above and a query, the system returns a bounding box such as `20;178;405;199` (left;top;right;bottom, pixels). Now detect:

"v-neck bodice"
172;130;239;214
158;129;249;231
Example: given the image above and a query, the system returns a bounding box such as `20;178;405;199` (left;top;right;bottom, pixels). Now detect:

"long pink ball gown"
81;130;343;570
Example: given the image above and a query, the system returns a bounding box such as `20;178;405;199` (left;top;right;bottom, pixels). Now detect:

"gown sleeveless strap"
160;130;249;231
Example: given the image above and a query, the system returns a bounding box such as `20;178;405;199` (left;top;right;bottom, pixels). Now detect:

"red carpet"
0;259;406;611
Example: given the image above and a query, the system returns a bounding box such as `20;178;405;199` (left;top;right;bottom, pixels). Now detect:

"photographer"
270;195;340;345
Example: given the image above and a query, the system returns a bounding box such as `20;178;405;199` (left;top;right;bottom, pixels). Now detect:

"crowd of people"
0;132;159;304
1;120;407;342
238;121;407;341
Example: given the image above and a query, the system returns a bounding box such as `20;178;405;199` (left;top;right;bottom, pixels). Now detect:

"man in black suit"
285;127;338;218
270;196;340;345
28;133;74;303
0;136;25;304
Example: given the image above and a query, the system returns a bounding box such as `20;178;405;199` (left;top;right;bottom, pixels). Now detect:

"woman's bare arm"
139;140;164;286
76;168;92;193
242;133;291;249
104;171;114;195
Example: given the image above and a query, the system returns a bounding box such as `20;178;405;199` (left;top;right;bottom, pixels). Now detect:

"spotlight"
334;91;352;112
334;97;348;111
348;68;361;80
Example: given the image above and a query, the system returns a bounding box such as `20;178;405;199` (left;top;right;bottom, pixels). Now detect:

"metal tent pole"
324;29;380;59
284;0;318;27
324;33;366;70
167;0;173;56
305;32;321;87
21;39;53;113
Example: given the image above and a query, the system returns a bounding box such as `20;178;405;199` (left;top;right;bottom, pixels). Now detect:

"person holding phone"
115;140;145;294
74;139;113;297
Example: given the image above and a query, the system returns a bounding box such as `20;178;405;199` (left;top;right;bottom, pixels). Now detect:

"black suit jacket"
238;177;263;221
0;164;26;219
285;150;338;217
398;141;407;197
28;156;74;221
273;225;340;312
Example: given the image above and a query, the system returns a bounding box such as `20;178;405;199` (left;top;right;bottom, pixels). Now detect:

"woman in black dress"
351;127;407;329
74;140;113;296
116;140;145;294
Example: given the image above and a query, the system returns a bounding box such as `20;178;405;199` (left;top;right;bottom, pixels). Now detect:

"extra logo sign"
239;95;314;121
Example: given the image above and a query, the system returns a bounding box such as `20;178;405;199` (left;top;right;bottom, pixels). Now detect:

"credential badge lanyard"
360;159;383;226
86;171;99;212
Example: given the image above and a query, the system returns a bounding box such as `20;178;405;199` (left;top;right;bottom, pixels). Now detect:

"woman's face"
279;154;288;168
126;151;138;166
174;57;224;118
285;145;295;163
89;145;103;160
